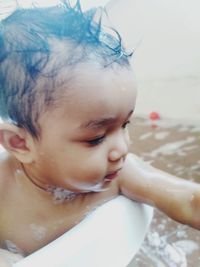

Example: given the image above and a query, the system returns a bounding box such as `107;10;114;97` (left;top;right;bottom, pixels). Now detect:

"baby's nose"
108;131;129;162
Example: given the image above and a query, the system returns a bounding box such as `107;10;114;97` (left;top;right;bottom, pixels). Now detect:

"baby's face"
32;63;137;193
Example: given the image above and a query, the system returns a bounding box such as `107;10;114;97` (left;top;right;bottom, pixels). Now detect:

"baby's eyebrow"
80;110;133;130
80;117;117;130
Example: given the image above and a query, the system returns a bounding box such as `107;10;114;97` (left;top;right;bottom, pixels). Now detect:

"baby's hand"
0;248;23;267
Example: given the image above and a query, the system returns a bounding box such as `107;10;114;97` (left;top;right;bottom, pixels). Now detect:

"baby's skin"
0;3;200;265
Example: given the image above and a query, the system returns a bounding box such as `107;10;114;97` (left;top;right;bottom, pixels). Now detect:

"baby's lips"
104;168;122;181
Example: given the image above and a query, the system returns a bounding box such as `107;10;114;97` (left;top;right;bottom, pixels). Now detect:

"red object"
149;111;160;120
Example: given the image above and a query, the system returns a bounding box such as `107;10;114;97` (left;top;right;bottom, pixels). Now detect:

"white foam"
154;131;170;140
29;224;47;242
147;137;196;157
47;187;79;204
174;240;199;255
141;231;188;267
139;132;152;140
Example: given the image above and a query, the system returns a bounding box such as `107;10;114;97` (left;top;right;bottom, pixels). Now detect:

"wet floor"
128;116;200;267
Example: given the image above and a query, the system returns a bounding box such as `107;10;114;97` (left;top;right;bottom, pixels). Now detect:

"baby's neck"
19;162;80;204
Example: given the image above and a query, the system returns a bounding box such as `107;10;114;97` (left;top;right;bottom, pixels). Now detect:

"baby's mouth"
104;168;122;182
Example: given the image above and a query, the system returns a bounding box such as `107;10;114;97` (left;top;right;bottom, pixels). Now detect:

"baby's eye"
86;135;105;146
122;120;130;129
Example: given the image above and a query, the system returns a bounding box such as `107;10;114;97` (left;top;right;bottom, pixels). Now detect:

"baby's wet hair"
0;0;132;138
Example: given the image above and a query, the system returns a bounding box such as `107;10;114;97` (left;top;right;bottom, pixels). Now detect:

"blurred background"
107;0;200;122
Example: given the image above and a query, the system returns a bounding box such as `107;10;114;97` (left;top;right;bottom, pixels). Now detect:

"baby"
0;1;200;265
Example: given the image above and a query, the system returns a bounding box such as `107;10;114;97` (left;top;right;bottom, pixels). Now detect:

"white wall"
107;0;200;121
0;0;110;18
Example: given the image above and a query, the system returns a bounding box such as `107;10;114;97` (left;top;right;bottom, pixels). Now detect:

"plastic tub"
14;196;153;267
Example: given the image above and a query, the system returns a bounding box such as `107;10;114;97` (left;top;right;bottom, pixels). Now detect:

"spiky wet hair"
0;0;132;138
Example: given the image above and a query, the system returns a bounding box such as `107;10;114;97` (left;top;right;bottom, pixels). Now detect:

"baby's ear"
0;123;35;163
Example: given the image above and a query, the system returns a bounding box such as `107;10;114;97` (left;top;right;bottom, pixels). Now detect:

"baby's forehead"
51;64;134;107
52;61;130;95
37;60;136;133
37;38;133;105
39;73;136;137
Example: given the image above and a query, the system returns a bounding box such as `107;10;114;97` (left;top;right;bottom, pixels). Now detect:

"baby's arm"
0;248;23;267
119;153;200;230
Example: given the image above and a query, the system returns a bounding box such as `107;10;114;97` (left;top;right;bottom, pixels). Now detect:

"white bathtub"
14;196;153;267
